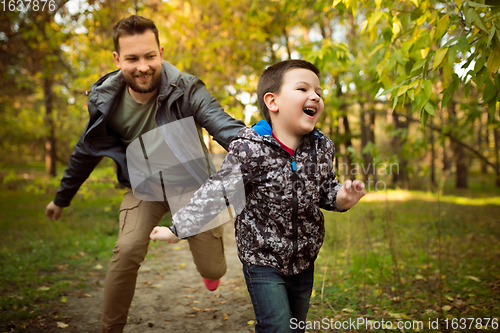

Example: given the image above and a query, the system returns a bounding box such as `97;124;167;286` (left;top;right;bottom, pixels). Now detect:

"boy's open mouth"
303;107;317;117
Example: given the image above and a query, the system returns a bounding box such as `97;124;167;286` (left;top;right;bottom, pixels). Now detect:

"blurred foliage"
0;0;498;186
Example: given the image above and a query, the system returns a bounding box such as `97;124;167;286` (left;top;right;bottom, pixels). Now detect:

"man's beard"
124;69;161;94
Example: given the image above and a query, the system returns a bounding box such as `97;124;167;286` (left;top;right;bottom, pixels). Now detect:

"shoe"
203;278;220;291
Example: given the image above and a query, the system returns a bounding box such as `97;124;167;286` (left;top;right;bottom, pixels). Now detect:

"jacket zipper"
289;154;299;276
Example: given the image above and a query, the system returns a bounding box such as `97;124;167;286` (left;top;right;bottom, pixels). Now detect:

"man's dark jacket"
54;61;245;208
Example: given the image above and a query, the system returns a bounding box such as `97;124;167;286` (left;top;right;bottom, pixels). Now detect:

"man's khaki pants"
101;191;227;333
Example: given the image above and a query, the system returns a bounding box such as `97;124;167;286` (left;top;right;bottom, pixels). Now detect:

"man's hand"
45;201;64;221
335;179;366;210
150;226;181;244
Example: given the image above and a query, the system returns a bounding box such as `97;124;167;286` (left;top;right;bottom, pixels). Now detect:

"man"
45;15;245;333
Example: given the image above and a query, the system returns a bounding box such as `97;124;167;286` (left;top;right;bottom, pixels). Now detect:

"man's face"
113;30;164;95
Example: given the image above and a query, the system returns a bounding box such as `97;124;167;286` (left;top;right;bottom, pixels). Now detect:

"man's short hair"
257;60;320;127
113;15;160;54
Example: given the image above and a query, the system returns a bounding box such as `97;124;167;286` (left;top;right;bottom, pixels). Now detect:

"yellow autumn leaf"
433;47;448;70
247;320;255;325
442;305;452;312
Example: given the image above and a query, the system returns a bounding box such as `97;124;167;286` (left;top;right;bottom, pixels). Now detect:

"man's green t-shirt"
108;86;158;146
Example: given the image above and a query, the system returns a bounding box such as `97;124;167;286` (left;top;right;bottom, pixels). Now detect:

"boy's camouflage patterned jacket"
173;121;347;276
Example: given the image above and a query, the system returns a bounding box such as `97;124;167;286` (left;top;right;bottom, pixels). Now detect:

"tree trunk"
342;114;356;181
360;107;375;183
44;76;57;177
449;103;467;188
429;120;436;188
391;112;408;188
478;112;488;174
490;112;500;187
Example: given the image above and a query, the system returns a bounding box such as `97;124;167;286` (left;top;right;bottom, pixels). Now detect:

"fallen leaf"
342;308;354;313
466;275;481;282
60;297;67;303
247;320;255;325
445;295;454;302
442;305;452;312
56;322;68;328
388;312;403;319
37;286;50;292
173;246;181;250
224;313;229;320
94;264;103;270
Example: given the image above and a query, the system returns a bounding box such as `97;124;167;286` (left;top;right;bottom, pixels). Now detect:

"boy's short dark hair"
113;15;160;54
257;60;320;127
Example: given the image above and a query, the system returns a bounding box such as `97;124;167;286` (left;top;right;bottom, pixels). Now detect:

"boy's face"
267;68;324;138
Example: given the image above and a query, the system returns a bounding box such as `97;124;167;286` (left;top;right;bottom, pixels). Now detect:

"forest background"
1;0;499;332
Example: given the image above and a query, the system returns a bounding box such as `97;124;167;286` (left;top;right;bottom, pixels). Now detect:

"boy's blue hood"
252;120;272;136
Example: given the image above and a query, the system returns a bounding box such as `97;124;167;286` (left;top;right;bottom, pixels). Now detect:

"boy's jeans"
242;260;314;333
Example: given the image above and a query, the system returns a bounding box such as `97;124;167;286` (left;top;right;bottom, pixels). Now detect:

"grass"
1;163;499;332
0;164;125;332
309;189;500;332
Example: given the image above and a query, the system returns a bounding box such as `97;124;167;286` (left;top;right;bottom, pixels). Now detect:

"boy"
150;60;365;332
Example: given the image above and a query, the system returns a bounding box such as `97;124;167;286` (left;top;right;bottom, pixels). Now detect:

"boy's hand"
335;179;366;210
149;226;180;244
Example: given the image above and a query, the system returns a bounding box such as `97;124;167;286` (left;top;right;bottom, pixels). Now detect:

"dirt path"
62;223;255;332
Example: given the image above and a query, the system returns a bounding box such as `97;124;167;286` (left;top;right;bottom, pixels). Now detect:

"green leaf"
467;8;489;32
487;25;496;48
433;48;449;70
457;35;471;52
411;59;426;73
467;1;492;8
448;45;458;65
407;88;415;100
421;108;429;127
424;102;436;116
391;50;407;65
465;8;475;27
397;85;409;97
423;79;432;99
370;11;384;30
436;14;450;40
472;56;486;75
379;85;396;97
392;95;399;110
483;78;498;103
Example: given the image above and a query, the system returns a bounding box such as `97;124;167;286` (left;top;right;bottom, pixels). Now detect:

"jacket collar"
251;120;320;141
89;61;182;113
